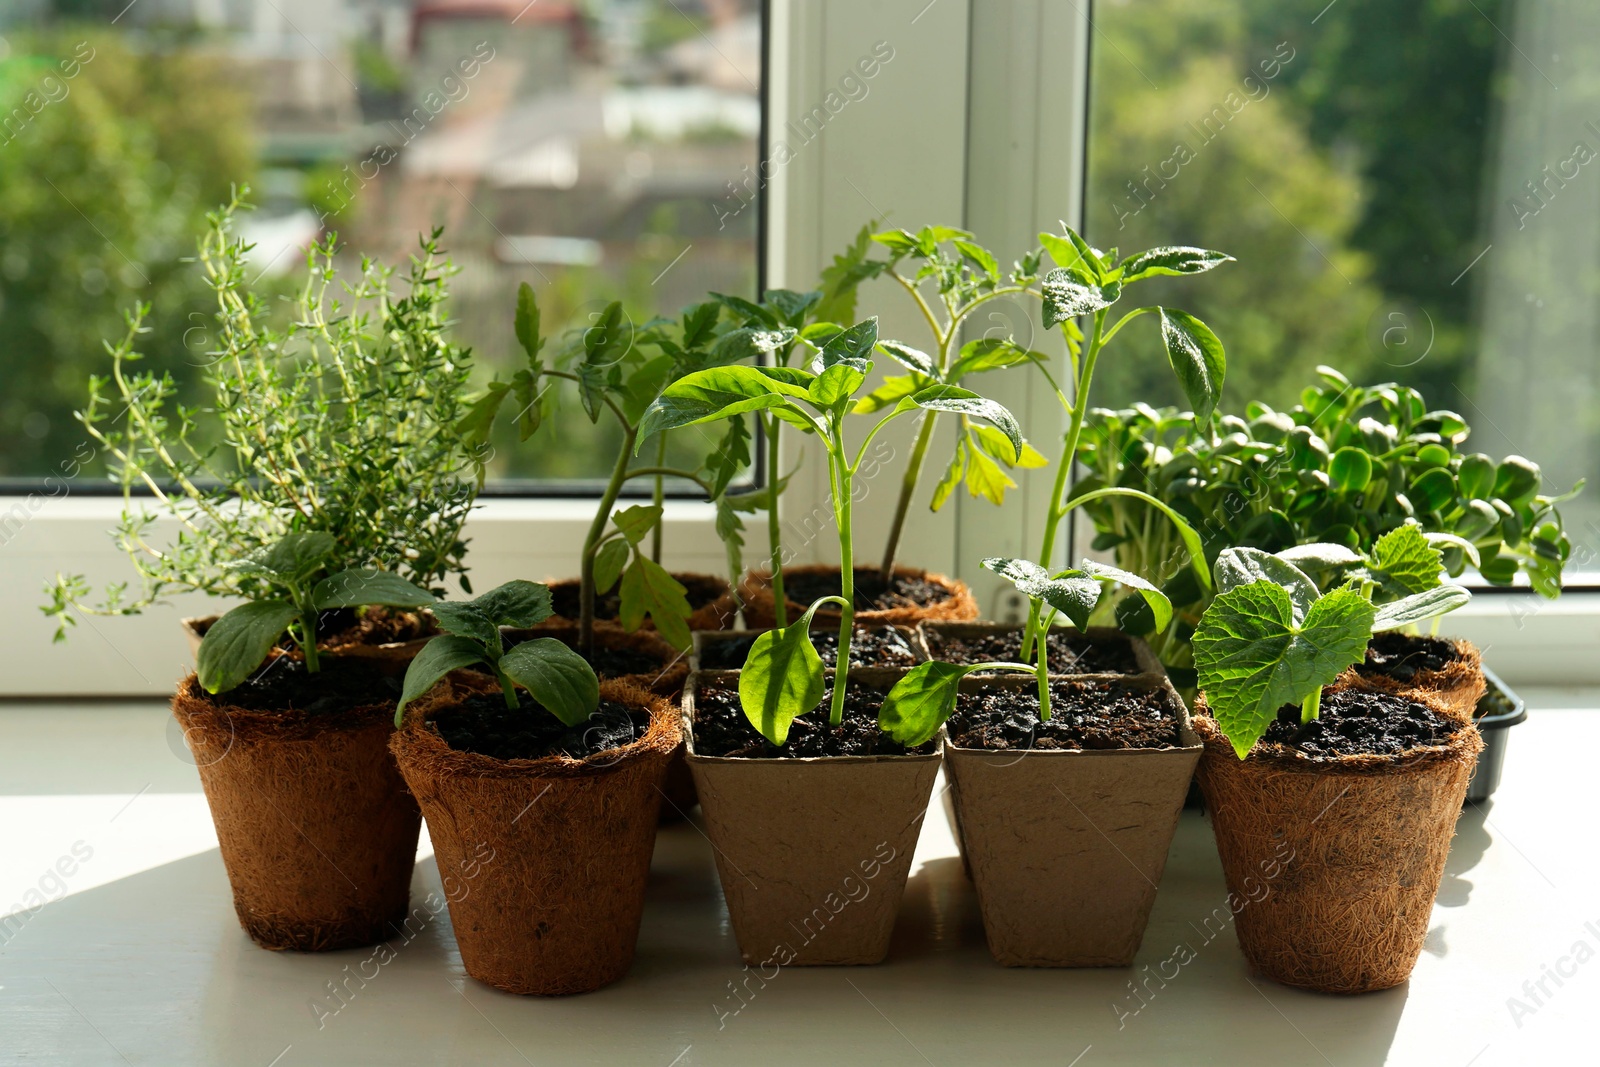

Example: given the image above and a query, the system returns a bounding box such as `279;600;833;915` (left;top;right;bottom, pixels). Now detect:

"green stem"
830;424;855;728
299;600;322;674
581;425;637;654
1301;687;1322;725
767;415;787;627
650;433;667;564
878;410;937;582
492;662;521;710
1036;638;1051;722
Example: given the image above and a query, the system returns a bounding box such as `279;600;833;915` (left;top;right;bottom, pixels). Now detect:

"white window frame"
3;0;1595;695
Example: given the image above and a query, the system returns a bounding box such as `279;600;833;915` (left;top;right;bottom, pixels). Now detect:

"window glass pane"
0;0;761;486
1085;0;1597;574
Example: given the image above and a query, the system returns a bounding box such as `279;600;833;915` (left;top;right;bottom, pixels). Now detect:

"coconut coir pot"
1343;633;1486;720
390;679;678;996
172;671;421;951
739;564;977;630
1193;687;1482;994
182;610;433;677
944;672;1200;967
683;670;939;966
537;572;738;633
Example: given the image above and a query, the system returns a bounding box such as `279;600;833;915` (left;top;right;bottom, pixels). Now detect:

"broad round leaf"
1328;447;1373;492
197;601;300;694
879;662;973;746
228;532;337;582
429;602;501;649
312;568;437;610
738;620;824;747
397;635;488;722
500;638;601;727
1214;547;1319;622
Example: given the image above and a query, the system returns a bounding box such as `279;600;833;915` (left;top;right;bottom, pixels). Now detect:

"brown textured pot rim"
393;678;680;780
690;624;925;671
943;672;1202;758
741;564;972;611
681;667;942;765
1343;635;1483;697
1192;685;1483;774
182;614;436;656
916;621;1166;677
173;670;395;733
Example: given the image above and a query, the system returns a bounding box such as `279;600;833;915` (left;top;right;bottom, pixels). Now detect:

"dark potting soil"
203;656;400;715
781;568;952;612
948;680;1181;751
431;693;650;761
1259;687;1461;760
927;629;1139;675
699;626;919;670
196;606;437;650
1354;631;1462;683
550;574;727;621
692;680;934;759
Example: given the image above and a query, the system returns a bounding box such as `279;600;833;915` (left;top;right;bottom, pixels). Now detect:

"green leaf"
311;569;437;610
514;282;543;363
879;662;974;746
1041;266;1115;327
1373;585;1472;631
952;239;1000;281
1328;447;1373;492
980;556;1102;630
1061;485;1213;591
1159;309;1225;424
619;555;693;650
1119;246;1234;282
510;369;542;441
948;338;1035;380
1214;548;1319;621
972;425;1046;469
197;601;300;694
1370;522;1443;595
930;439;967;512
456;381;511;450
427;602;501;652
1038;230;1097;278
396;635;487;723
853;373;926;415
902;385;1023;461
808;362;869;407
737;618;825;746
1494;456;1542;506
1077;559;1172;633
593;540;630;594
1458;454;1497;500
681;300;723;346
763;288;821;325
1274;543;1365;569
963;444;1015;506
228;532;337;583
876;340;938;378
470;580;554;627
612;504;663;545
1194;583;1375;758
813;317;878;371
704;416;752;497
501;638;601;727
711;326;798;367
1408;468;1457;513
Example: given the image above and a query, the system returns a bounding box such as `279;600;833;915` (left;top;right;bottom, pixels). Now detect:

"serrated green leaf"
470;579;554;628
1077;559;1173;633
396;635;487;723
879;661;974;746
704;416;752;497
763;288;821;326
1159;309;1225;424
952;239;999;281
711;326;797;367
456;381;512;450
948;338;1036;380
1038;231;1095;277
501;637;600;726
681;300;722;347
612;505;663;545
964;444;1015;506
971;424;1045;468
510;369;542;441
930;439;967;512
1214;547;1319;621
430;601;501;649
1194;583;1374;758
593;540;630;595
619;555;692;650
197;601;300;694
737;618;825;746
1370;522;1443;595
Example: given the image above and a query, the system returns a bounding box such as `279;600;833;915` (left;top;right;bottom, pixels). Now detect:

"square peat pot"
682;668;938;966
691;626;925;674
916;621;1164;677
944;672;1200;967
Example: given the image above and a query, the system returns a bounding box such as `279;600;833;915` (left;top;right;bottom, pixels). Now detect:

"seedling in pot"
638;317;1025;745
1193;546;1472;758
877;557;1172;747
395;580;599;727
196;532;436;694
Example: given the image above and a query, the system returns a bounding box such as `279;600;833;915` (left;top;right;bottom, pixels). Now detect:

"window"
1084;0;1598;582
0;0;763;489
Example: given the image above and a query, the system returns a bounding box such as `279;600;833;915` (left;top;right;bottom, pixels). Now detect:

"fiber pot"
917;621;1164;676
1466;665;1527;804
691;625;924;672
739;564;977;629
1344;633;1486;720
538;572;739;632
944;673;1200;967
683;670;939;966
1192;688;1483;994
390;679;679;996
182;610;434;676
172;671;422;951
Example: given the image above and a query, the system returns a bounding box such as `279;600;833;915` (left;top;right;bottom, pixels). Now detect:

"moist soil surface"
203;656;400;716
1258;687;1461;759
949;680;1180;751
700;626;918;670
693;680;934;759
551;574;726;621
781;568;952;612
927;629;1139;674
493;633;669;681
196;606;437;651
1354;631;1462;683
431;693;649;761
